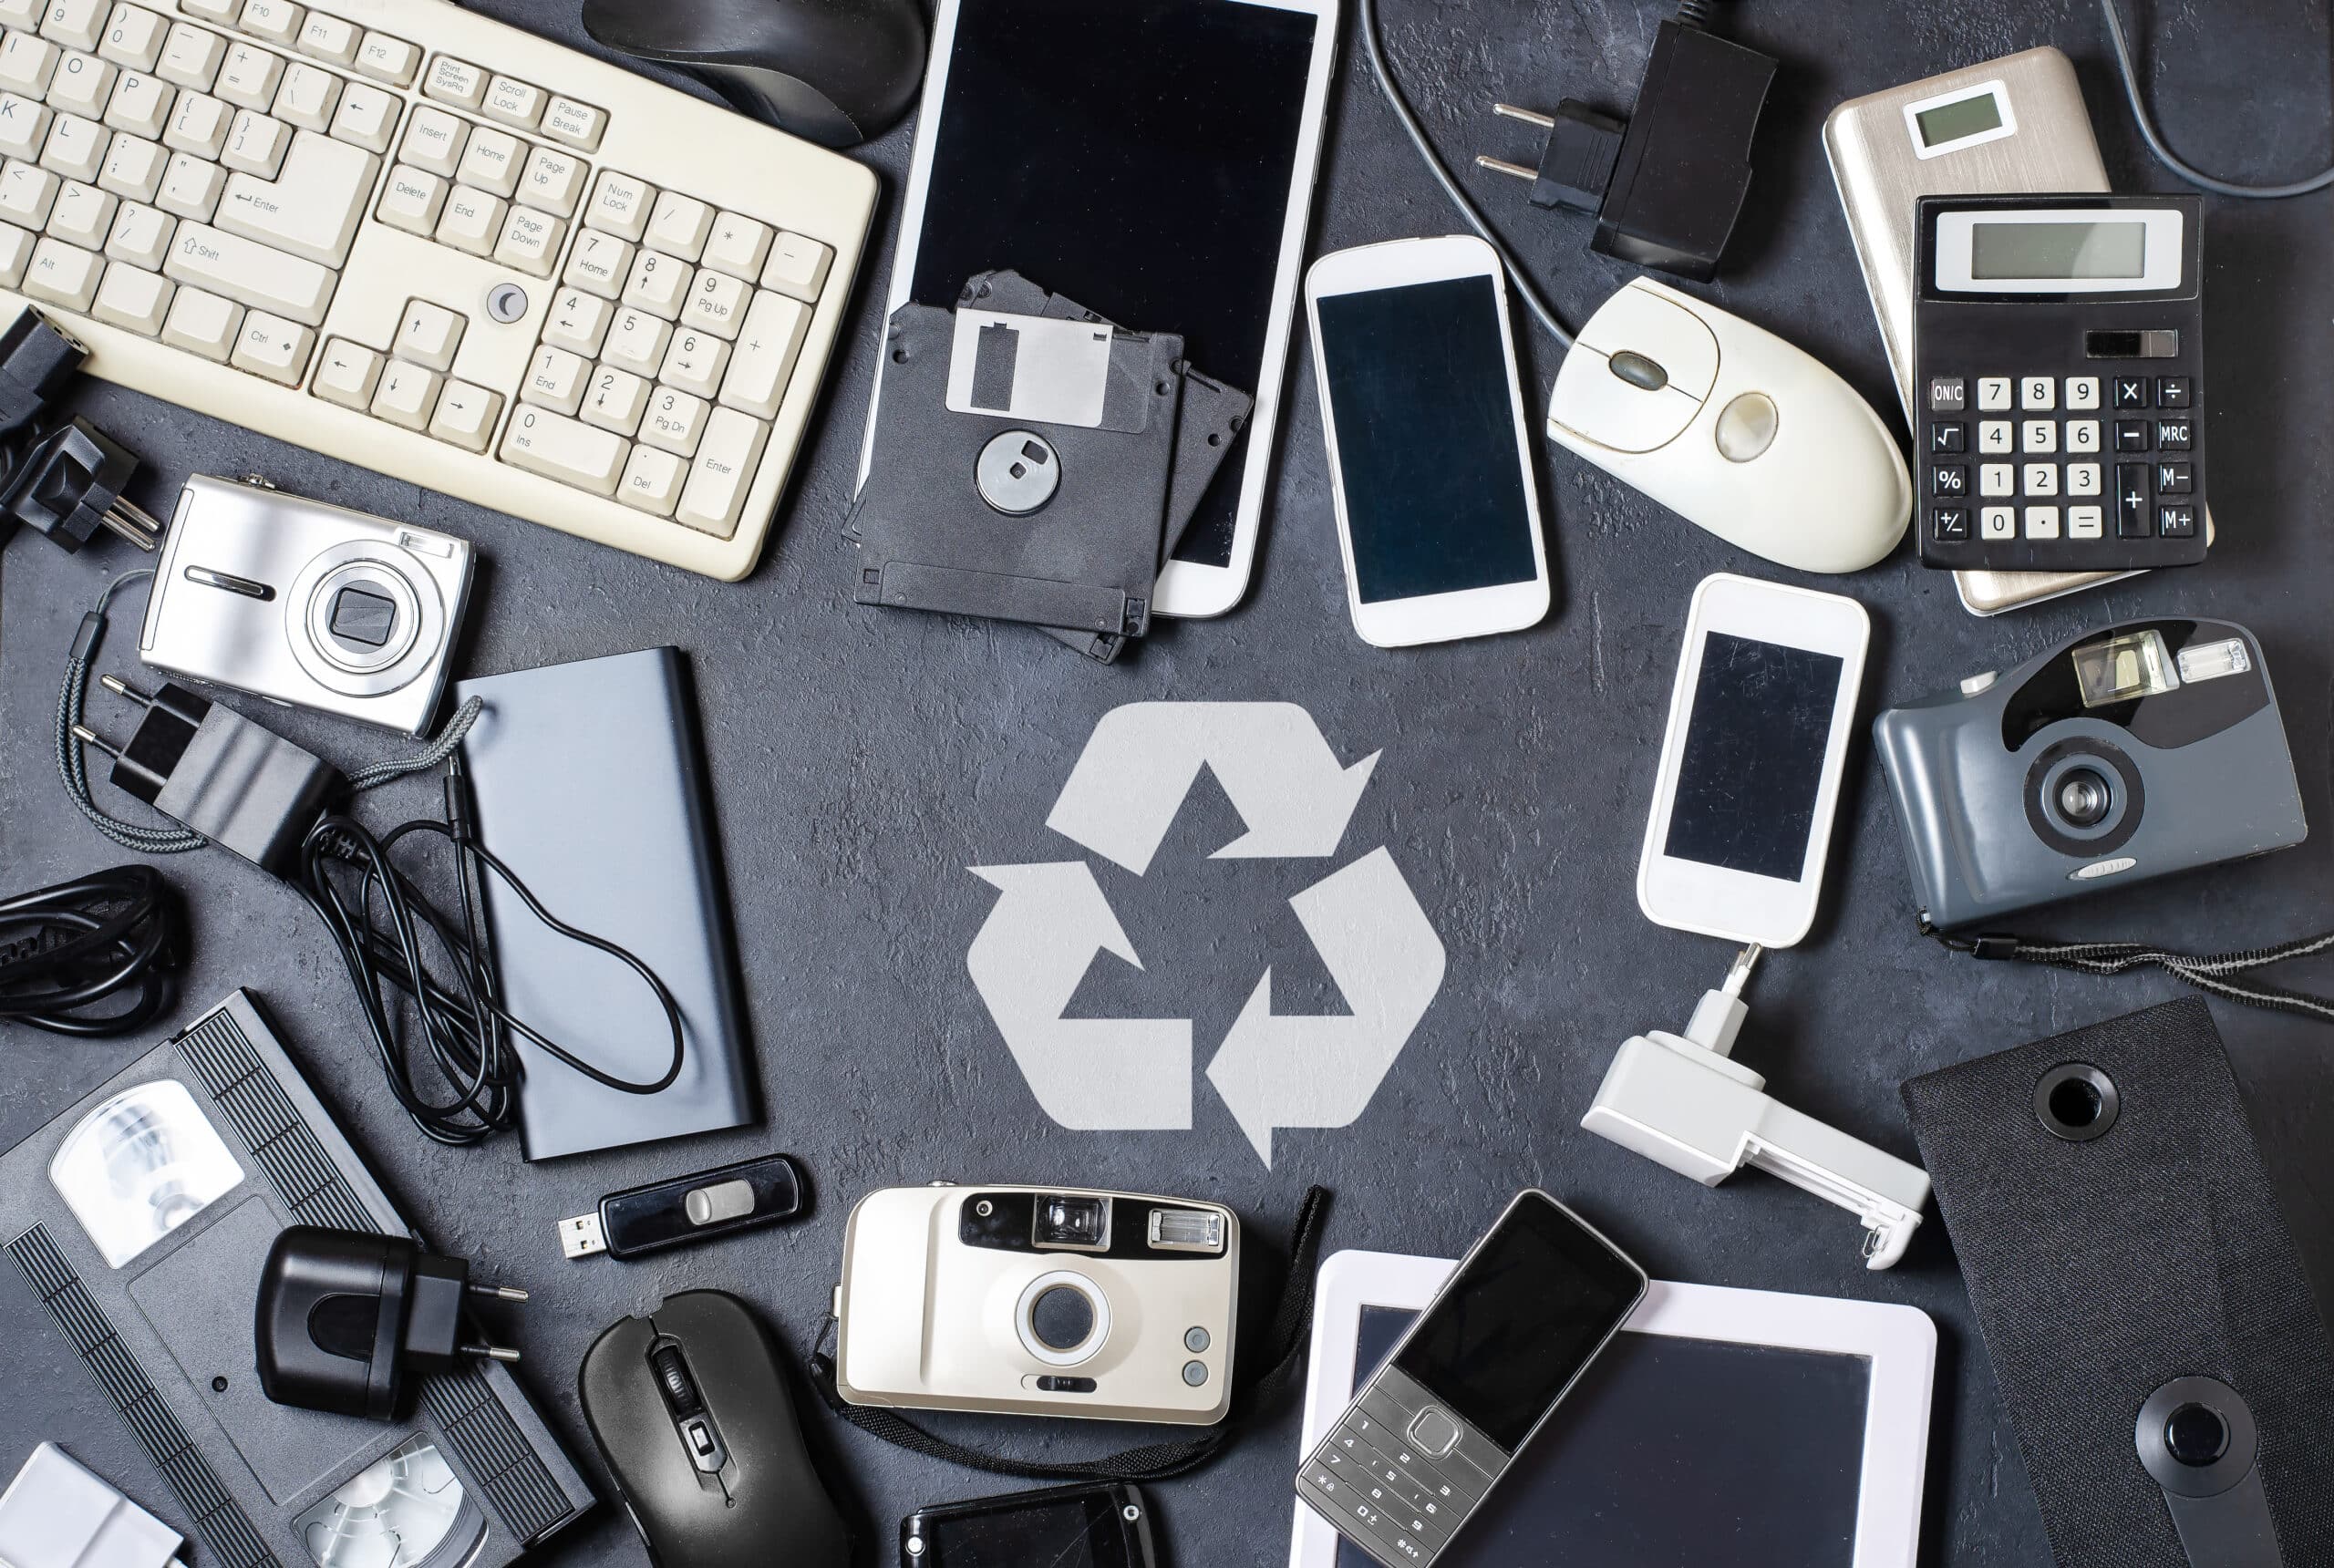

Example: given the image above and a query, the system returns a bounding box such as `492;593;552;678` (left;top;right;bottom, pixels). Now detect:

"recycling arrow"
966;861;1193;1129
1204;849;1445;1166
1046;702;1379;874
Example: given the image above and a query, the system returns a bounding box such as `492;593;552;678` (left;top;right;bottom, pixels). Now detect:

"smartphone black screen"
908;0;1320;569
1390;1195;1644;1452
920;1487;1141;1568
1314;275;1541;603
1663;633;1845;882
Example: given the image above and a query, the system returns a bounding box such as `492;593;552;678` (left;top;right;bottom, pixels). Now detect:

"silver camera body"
141;475;474;737
832;1184;1240;1426
1873;617;2307;928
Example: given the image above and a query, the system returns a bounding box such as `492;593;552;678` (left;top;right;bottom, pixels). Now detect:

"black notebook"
457;647;755;1160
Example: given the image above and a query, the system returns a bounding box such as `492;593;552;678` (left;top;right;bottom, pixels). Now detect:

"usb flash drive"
558;1154;808;1261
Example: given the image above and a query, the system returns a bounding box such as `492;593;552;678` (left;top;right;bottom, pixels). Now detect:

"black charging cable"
1925;923;2334;1026
2102;0;2334;201
57;568;687;1145
0;864;184;1036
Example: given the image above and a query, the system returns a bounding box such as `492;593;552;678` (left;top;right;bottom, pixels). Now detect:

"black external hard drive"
456;648;756;1160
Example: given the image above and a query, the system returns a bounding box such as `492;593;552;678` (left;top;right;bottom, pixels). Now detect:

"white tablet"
1289;1251;1936;1568
863;0;1341;618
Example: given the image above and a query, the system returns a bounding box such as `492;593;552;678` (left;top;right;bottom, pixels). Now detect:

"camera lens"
1034;1194;1110;1250
1028;1284;1095;1352
2056;769;2113;828
2164;1402;2230;1468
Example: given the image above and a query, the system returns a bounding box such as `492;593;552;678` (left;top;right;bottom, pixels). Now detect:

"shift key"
164;222;336;325
501;405;627;495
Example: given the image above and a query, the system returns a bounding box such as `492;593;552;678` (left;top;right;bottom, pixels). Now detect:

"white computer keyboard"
0;0;876;578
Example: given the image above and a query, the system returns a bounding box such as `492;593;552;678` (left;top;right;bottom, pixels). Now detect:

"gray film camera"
1874;618;2308;928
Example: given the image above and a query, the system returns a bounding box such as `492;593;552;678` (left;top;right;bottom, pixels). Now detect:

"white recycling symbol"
967;702;1446;1166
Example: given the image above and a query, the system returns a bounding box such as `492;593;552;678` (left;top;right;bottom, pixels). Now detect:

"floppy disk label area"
946;311;1152;431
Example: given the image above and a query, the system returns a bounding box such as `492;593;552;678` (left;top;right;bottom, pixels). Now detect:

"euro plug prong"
463;1342;522;1364
1474;155;1538;181
468;1282;530;1303
1492;101;1556;129
98;672;153;707
69;722;121;758
102;495;161;551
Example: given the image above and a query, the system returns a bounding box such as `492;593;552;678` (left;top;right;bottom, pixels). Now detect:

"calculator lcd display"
1913;91;2003;148
1970;221;2146;280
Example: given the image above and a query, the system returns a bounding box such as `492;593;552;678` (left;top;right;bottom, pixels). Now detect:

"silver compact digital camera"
832;1184;1240;1425
1873;618;2308;928
140;475;475;737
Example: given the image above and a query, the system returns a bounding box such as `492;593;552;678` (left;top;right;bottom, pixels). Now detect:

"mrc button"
1408;1406;1461;1457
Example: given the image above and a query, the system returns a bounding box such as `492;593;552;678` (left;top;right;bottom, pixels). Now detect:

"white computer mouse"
1544;278;1911;574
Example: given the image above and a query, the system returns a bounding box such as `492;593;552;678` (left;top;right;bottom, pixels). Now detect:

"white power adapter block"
0;1444;181;1568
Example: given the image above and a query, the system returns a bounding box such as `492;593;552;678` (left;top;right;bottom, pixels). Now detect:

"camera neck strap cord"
1922;921;2334;1026
804;1184;1333;1485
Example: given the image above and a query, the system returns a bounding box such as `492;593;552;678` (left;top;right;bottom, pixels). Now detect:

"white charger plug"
1582;944;1933;1269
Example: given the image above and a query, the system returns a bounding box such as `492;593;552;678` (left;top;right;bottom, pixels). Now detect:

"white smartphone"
862;0;1341;619
1637;573;1870;948
1304;236;1552;648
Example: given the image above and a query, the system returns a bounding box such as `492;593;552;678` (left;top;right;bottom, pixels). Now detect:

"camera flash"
2176;637;2252;685
1149;1208;1225;1253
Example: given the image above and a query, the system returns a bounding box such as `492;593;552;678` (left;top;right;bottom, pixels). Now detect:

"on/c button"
2071;857;2136;882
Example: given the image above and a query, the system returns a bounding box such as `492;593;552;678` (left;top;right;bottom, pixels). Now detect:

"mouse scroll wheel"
650;1346;706;1420
1607;351;1669;392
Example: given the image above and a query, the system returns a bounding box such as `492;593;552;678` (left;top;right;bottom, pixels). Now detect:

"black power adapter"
256;1226;529;1420
1475;3;1775;282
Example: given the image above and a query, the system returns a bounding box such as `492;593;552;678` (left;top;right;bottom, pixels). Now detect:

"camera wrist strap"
1923;920;2334;1024
804;1184;1331;1483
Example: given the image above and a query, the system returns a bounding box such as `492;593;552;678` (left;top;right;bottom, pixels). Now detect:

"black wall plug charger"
256;1225;530;1421
0;308;158;552
1473;2;1775;282
71;673;342;878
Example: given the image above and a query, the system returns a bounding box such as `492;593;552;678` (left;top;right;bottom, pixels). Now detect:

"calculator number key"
2019;376;2054;411
2021;463;2057;498
2020;420;2055;454
1978;420;2012;454
2066;419;2100;454
1978;463;2013;497
1978;505;2014;541
1976;377;2012;412
2064;376;2101;410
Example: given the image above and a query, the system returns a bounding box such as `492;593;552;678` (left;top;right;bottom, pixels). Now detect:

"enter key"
216;129;378;268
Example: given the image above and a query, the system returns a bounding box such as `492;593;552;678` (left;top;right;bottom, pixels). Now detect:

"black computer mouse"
579;1290;850;1568
582;0;927;150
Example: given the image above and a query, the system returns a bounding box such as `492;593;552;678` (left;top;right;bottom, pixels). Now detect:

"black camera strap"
1923;920;2334;1024
804;1184;1330;1484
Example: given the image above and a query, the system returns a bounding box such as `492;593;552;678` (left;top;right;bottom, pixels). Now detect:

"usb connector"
557;1153;807;1262
558;1212;609;1259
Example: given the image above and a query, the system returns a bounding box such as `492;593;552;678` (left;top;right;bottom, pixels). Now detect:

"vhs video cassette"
849;294;1183;642
0;990;594;1568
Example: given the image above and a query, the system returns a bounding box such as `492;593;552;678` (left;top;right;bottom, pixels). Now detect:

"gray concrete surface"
5;1;2332;1563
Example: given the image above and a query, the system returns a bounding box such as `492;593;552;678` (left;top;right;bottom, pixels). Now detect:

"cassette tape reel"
296;1439;487;1568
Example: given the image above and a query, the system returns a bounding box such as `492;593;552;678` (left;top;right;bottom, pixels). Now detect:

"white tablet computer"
1289;1251;1936;1568
863;0;1341;617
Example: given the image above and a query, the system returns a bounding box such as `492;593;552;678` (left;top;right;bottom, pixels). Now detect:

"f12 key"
1912;193;2206;575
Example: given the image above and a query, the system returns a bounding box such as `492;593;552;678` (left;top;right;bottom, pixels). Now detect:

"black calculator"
1912;193;2206;573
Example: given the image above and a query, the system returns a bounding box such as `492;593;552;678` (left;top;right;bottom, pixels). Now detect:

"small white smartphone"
1304;235;1552;648
1637;573;1870;948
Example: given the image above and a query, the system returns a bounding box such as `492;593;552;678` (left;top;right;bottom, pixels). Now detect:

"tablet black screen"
909;0;1320;568
1337;1307;1870;1568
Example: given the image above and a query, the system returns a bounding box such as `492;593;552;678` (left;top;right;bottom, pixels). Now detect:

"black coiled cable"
289;762;687;1146
0;864;183;1035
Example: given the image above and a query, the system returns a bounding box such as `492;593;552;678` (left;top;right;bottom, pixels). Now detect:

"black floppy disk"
0;990;594;1568
846;283;1184;653
1901;1000;2334;1568
960;270;1253;660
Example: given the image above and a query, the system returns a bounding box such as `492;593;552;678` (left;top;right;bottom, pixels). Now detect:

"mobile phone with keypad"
1292;1192;1647;1567
1913;193;2206;573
